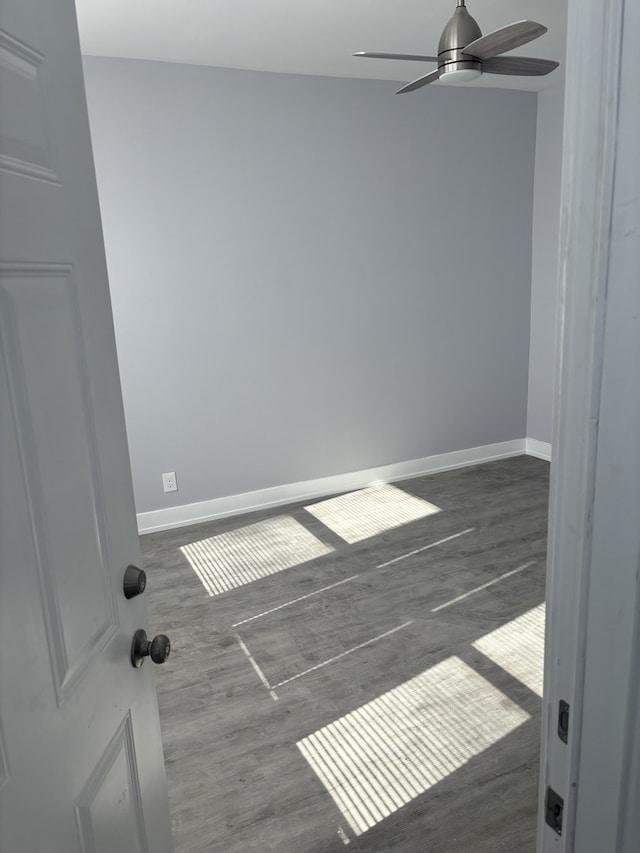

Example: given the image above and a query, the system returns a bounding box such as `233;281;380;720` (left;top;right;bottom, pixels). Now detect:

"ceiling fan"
354;0;559;94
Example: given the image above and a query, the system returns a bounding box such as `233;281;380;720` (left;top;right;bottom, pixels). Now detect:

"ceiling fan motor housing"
438;3;483;77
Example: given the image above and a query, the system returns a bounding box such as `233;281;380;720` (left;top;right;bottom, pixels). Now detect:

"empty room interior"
76;1;567;850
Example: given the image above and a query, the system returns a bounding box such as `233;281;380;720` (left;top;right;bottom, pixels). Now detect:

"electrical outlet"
162;471;177;493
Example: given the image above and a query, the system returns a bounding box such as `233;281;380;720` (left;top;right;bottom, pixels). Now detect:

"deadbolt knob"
123;565;147;599
131;629;171;667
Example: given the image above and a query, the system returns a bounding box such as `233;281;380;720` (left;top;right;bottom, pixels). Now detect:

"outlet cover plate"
162;472;177;493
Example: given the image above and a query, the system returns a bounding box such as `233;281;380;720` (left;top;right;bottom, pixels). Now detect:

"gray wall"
527;83;565;445
83;57;536;514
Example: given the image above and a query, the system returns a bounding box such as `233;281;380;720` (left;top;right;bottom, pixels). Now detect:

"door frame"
538;0;640;849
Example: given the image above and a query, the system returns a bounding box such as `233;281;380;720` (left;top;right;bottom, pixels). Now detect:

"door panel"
75;714;149;853
0;27;60;183
0;1;173;850
0;264;118;697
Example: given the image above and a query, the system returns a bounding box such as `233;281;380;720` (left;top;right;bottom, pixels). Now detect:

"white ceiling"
75;0;566;92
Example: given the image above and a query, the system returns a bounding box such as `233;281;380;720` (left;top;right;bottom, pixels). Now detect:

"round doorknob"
131;629;171;668
123;565;147;599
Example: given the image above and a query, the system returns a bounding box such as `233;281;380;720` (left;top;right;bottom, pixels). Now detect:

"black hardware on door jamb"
545;786;564;835
558;700;570;743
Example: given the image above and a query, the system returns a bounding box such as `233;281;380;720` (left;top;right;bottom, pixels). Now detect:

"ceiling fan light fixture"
354;0;558;95
438;67;482;84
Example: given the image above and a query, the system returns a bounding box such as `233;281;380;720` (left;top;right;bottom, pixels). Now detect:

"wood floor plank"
143;456;548;852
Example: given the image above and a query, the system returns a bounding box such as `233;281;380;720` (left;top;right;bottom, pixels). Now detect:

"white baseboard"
526;438;552;461
137;439;527;534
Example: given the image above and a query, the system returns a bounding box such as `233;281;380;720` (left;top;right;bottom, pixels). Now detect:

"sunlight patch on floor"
297;656;530;837
181;515;333;596
472;602;546;697
304;484;440;544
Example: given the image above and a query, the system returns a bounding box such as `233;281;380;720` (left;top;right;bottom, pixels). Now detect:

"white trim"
526;438;552;461
137;439;526;534
537;0;639;848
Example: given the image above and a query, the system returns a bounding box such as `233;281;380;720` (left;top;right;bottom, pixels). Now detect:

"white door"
0;1;173;851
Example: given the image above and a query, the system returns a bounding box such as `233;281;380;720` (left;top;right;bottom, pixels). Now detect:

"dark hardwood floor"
142;456;549;853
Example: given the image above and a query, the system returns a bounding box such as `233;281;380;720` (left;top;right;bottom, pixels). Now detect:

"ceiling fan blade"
396;69;441;94
483;56;559;76
463;20;547;60
353;51;439;62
